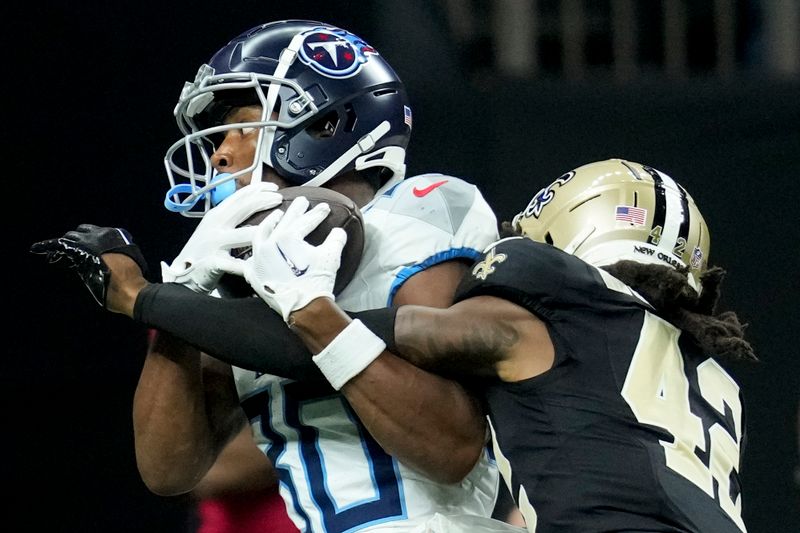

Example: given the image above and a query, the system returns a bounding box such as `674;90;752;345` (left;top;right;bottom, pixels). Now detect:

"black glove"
30;224;148;307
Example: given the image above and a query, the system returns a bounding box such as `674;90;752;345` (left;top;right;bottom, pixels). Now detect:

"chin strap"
303;121;392;187
255;33;306;181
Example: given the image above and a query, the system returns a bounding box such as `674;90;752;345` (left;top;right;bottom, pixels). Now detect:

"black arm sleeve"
133;283;398;380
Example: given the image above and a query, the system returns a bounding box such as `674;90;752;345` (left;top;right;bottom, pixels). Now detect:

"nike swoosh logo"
412;180;448;197
277;244;308;277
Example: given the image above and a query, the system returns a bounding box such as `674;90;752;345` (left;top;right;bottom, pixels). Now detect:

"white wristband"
312;319;386;390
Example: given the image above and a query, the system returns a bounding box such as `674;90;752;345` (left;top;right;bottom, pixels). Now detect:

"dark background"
9;1;799;531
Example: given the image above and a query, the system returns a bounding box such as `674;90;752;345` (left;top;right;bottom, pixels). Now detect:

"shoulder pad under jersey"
364;173;499;254
456;237;649;312
335;174;499;310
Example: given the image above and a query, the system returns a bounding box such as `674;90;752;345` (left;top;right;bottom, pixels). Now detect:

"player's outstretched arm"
30;222;359;380
30;224;149;310
392;295;555;383
28;187;328;379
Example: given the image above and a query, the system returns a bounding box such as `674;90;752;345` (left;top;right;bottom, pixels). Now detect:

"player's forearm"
341;354;487;483
391;302;510;379
132;333;222;495
101;252;149;316
287;297;353;350
191;426;279;499
134;283;325;379
132;283;394;380
290;299;487;483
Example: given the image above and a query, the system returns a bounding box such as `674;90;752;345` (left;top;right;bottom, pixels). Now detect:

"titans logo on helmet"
298;27;378;78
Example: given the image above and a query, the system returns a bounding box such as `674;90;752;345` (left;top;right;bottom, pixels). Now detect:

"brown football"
217;186;365;298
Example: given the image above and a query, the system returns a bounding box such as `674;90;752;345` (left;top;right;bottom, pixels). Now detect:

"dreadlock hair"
499;221;520;239
601;261;756;362
499;220;757;363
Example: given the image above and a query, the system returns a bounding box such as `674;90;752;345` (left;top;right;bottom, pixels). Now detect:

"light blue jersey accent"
387;247;485;306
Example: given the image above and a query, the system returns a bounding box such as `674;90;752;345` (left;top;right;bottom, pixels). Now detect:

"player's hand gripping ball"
217;186;365;298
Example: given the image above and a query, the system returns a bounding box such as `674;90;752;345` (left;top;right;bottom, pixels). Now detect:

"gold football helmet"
512;158;710;292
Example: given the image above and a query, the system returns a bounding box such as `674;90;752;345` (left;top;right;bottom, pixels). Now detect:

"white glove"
161;182;283;293
243;196;347;321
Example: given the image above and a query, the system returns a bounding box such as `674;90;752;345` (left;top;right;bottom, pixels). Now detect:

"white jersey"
234;174;502;532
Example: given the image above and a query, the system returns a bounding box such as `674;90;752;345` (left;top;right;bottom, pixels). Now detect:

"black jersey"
456;237;746;533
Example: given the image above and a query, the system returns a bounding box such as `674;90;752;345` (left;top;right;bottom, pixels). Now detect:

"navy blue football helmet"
164;20;412;216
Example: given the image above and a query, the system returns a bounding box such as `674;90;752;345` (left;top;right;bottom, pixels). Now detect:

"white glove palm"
244;196;347;321
161;182;283;293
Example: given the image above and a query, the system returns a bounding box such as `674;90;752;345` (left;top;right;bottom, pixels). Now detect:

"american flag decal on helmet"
404;106;413;129
615;205;646;226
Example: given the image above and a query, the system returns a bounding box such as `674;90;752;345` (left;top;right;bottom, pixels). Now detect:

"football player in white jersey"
226;173;503;531
30;20;524;533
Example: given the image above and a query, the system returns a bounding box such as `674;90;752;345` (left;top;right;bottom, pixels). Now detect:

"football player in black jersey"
32;158;756;532
239;158;756;532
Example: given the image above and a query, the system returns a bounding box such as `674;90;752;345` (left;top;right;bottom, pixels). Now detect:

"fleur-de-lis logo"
472;248;507;280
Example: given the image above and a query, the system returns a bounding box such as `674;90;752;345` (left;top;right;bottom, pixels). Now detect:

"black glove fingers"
32;224;147;306
76;260;109;307
46;250;70;266
30;238;79;268
29;238;60;254
66;226;113;247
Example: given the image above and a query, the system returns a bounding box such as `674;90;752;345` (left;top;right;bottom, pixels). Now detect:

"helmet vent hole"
633;191;639;206
569;194;601;212
544;232;554;245
372;88;397;97
343;104;357;133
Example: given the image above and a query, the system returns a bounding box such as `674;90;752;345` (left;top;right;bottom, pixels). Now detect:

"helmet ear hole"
307;110;339;138
544;232;554;245
357;166;386;191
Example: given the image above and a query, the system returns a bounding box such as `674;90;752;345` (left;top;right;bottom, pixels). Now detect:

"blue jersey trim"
387;247;483;306
247;386;313;530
